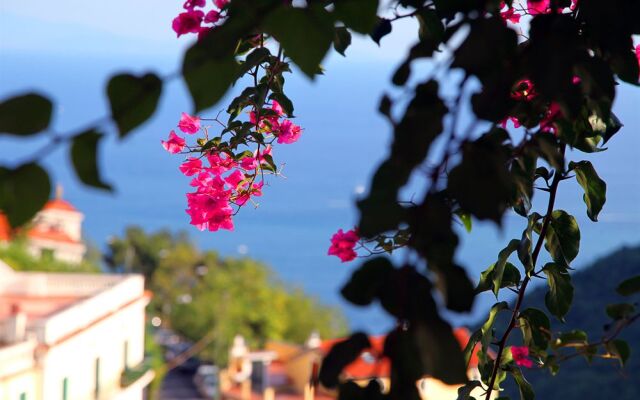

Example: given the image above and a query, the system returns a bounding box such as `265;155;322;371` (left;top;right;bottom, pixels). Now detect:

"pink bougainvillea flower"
511;79;536;101
239;156;258;170
570;0;579;10
183;0;206;9
511;346;534;368
276;119;302;144
500;116;522;129
271;100;285;116
527;0;551;14
207;152;238;175
540;102;563;133
572;75;582;85
214;0;230;9
224;169;246;188
636;45;640;78
500;7;521;24
328;228;360;262
172;10;204;37
179;157;203;176
178;112;201;134
255;145;273;164
204;9;221;24
235;181;263;205
161;131;186;154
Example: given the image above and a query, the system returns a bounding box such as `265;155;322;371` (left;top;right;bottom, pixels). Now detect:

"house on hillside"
220;329;496;400
0;260;153;400
0;186;86;264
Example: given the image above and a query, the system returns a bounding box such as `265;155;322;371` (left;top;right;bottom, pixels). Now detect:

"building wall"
0;340;40;400
39;299;147;400
32;210;83;243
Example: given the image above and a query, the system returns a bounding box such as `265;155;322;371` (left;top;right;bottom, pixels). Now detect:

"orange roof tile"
27;227;80;244
0;213;10;241
43;199;78;212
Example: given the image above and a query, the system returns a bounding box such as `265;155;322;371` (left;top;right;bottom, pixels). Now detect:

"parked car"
194;365;219;399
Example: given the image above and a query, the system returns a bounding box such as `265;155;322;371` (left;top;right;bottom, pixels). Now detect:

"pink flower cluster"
499;0;578;24
250;101;302;144
328;229;360;263
172;0;230;38
511;346;534;368
162;105;302;232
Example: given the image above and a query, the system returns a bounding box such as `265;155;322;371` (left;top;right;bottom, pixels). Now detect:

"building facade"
0;261;153;400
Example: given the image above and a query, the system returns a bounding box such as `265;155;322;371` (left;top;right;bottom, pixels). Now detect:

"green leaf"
333;26;352;56
542;263;574;321
263;6;334;78
544;210;580;266
455;210;473;233
237;47;271;77
476;262;521;295
70;129;113;191
553;330;588;349
519;213;542;274
412;319;469;385
370;18;392;45
464;302;508;368
569;161;606;222
182;47;238;112
106;73;162;138
510;367;535;400
416;8;444;43
333;0;379;34
491;239;520;297
340;257;394;306
0;163;51;227
0;93;53;136
319;332;371;388
606;303;636;320
268;92;294;117
456;380;481;400
607;339;631;366
518;308;551;350
617;275;640;296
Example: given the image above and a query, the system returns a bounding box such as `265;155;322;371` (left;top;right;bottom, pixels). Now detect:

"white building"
25;188;87;265
0;187;87;265
0;260;154;400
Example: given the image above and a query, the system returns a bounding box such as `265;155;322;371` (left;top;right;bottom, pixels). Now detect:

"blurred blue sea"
1;47;639;333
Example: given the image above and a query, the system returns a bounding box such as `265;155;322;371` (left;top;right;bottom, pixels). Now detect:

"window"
94;358;100;399
41;248;55;260
62;377;68;400
123;341;129;370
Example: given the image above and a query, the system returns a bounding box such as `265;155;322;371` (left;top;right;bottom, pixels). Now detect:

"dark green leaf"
606;303;636;320
333;26;352;56
607;339;631;366
476;262;521;295
510;366;535;400
544;210;580;266
542;263;574;321
0;163;51;227
518;308;551;350
269;92;294;117
263;6;334;78
617;275;640;296
237;47;271;77
0;93;53;136
333;0;379;34
553;330;588;349
107;73;162;138
370;18;392;45
456;380;481;400
340;257;394;306
519;213;542;274
183;47;238;112
319;332;371;388
70;129;113;191
569;161;606;222
413;320;469;385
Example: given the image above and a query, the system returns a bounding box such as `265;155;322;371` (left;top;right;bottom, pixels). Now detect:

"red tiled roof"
43;199;78;212
0;213;10;241
27;227;80;244
319;328;478;380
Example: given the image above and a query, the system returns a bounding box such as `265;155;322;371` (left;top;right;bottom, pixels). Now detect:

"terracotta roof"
27;227;80;244
319;328;479;380
0;213;10;241
43;199;78;212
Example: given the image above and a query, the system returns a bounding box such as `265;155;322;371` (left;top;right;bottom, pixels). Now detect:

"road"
159;368;205;400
